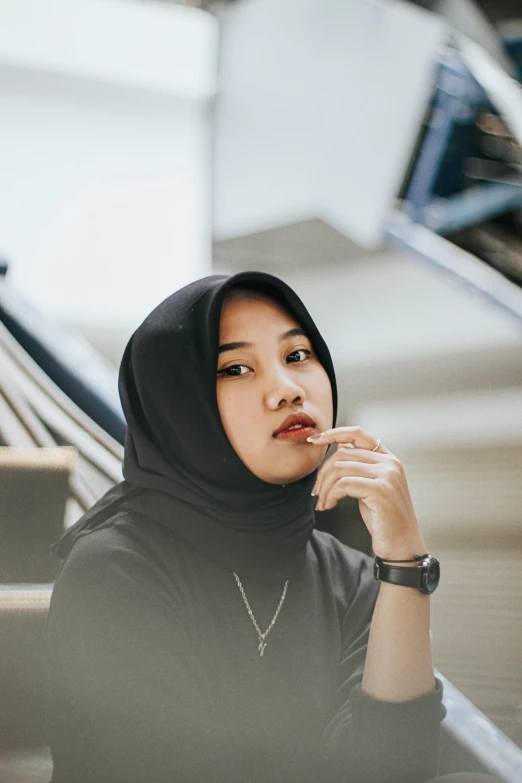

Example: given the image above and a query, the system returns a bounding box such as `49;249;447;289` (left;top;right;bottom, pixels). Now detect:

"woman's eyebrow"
218;328;308;355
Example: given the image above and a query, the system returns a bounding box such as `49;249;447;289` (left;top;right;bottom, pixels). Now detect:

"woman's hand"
308;426;426;560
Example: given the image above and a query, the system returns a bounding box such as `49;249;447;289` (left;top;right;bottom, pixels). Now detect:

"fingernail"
306;433;323;442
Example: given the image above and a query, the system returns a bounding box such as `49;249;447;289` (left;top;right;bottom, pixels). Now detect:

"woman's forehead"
219;291;302;337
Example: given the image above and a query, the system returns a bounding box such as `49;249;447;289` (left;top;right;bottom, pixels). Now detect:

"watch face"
425;558;440;593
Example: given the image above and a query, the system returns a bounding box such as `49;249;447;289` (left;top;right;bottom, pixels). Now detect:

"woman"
46;271;500;783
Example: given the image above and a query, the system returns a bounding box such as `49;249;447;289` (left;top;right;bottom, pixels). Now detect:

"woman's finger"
312;446;389;499
317;476;377;510
315;460;381;511
307;425;392;455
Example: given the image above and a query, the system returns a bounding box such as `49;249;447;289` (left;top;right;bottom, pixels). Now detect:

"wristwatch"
373;554;440;595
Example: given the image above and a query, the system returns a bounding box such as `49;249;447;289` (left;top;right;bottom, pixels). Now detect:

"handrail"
0;280;126;443
0;388;38;448
385;210;522;324
0;320;124;461
0;362;56;448
0;355;102;511
435;669;522;782
1;344;123;485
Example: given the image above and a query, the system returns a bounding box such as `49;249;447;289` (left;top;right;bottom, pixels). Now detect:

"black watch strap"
373;559;423;589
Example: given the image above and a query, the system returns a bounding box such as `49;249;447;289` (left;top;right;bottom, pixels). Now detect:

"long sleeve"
321;552;447;783
45;527;255;783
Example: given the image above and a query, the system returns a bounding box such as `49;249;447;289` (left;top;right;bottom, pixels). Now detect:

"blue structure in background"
387;44;522;327
401;46;522;234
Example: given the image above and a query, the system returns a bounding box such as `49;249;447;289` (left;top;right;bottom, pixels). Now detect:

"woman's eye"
217;350;311;377
217;364;249;377
287;349;312;363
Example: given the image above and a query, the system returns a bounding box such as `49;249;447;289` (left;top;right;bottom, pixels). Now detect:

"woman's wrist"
373;537;429;565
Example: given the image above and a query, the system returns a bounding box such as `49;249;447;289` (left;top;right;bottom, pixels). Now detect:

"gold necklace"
233;572;289;657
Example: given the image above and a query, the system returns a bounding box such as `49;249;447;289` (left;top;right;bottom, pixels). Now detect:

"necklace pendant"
258;640;267;657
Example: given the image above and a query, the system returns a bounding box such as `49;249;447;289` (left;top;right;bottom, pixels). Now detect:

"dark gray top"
46;512;446;783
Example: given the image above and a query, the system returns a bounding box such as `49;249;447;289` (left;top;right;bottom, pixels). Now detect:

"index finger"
306;426;390;454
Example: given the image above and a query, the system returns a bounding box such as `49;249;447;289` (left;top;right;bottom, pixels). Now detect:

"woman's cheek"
216;387;237;435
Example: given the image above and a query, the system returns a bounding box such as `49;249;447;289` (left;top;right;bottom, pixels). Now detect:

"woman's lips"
273;426;316;441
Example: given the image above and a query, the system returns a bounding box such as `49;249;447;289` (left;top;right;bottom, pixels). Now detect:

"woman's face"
216;290;333;484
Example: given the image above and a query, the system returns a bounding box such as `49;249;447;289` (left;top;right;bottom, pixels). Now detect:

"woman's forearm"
361;539;436;704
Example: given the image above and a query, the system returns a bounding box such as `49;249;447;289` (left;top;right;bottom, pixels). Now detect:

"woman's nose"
264;369;305;409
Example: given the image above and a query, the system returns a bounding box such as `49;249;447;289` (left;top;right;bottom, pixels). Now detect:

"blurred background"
1;0;522;781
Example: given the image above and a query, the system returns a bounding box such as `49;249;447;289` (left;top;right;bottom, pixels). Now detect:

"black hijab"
53;271;338;585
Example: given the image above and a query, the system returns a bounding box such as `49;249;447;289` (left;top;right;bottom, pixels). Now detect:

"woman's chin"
264;457;322;485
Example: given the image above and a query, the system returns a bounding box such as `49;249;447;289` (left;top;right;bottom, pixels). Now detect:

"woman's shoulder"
52;510;178;600
47;513;188;671
60;509;158;560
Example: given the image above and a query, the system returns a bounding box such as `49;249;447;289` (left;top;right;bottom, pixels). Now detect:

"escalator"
0;274;124;782
2;20;522;783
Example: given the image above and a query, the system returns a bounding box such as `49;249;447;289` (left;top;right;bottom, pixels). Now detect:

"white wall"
0;0;219;333
214;0;448;248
